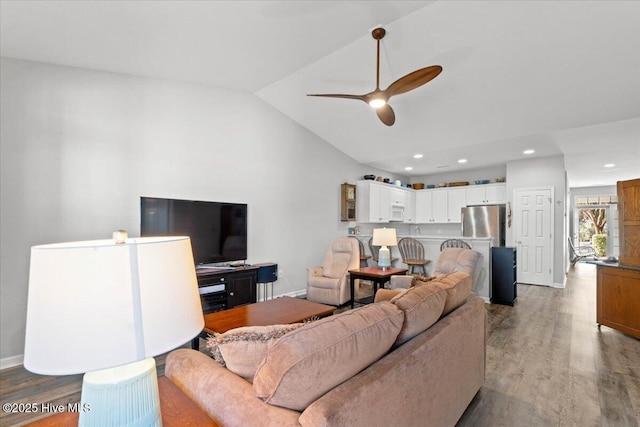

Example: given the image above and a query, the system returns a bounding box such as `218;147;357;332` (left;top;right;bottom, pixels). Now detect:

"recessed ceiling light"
405;166;413;171
523;149;535;155
458;159;467;164
413;154;423;159
604;163;615;168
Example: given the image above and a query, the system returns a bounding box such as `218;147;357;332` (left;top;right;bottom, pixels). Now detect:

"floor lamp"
24;233;204;426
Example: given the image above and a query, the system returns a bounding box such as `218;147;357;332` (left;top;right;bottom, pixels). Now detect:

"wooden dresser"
595;178;640;338
596;264;640;338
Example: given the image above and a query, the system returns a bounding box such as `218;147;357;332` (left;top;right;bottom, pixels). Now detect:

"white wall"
506;155;567;286
0;57;399;365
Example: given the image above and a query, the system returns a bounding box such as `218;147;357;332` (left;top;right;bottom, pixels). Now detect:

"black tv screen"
140;197;247;265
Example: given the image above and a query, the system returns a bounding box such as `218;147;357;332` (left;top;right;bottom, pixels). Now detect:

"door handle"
516;241;522;244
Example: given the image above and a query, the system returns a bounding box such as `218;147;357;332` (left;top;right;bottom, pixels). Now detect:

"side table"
348;267;408;308
24;376;218;427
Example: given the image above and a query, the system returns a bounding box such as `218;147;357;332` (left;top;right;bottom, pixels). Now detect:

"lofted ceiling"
2;1;639;188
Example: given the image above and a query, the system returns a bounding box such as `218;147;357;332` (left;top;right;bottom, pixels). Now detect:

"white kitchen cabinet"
356;181;391;223
390;188;406;206
431;189;449;222
403;191;416;223
415;188;466;223
447;188;467;223
415;191;433;223
465;183;506;205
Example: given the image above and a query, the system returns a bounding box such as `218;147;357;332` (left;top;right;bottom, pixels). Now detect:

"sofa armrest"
165;349;301;427
389;275;413;289
308;266;323;278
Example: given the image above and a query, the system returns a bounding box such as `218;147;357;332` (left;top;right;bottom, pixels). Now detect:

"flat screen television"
140;197;247;266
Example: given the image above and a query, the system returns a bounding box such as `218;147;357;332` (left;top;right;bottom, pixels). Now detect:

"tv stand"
195;263;277;314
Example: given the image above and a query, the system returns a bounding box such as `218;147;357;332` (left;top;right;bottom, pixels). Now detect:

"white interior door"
514;188;553;286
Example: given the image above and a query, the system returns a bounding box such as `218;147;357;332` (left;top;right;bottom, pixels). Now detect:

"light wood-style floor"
1;263;638;426
459;262;640;426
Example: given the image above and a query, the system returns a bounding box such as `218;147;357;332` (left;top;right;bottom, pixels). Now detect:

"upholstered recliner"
390;247;483;290
307;237;360;306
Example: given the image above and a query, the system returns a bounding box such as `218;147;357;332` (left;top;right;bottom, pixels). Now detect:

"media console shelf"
196;263;277;314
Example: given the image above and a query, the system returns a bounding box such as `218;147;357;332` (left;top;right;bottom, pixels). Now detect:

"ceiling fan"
307;27;442;126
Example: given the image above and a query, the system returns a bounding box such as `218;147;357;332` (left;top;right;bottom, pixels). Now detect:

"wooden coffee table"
348;267;408;308
192;296;335;350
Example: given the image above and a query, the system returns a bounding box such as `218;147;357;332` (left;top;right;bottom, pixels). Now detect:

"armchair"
390;247;482;290
307;237;360;306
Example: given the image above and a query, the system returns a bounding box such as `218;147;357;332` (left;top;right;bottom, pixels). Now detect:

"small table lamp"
372;227;397;271
24;234;204;427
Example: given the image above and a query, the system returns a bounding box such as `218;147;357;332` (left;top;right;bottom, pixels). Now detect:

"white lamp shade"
24;236;204;375
372;228;397;247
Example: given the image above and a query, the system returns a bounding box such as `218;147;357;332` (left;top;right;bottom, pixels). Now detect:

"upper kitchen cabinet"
465;183;506;205
415;188;466;223
447;188;467;222
403;191;416;223
356;181;391;223
389;188;406;207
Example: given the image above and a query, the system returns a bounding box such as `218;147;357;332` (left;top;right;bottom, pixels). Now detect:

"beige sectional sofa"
165;271;486;427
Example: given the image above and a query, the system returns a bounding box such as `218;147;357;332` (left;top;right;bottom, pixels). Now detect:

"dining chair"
397;237;430;275
440;239;471;251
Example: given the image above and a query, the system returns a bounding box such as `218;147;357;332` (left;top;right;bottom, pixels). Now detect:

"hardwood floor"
1;263;638;426
458;262;640;426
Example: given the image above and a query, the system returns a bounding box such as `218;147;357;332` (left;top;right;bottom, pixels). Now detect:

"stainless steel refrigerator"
461;205;506;247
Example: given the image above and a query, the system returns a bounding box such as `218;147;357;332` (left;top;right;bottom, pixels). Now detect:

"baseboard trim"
258;289;306;302
280;289;306;298
1;354;23;371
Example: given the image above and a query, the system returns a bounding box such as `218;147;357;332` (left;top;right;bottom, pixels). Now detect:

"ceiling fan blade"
307;94;366;102
376;104;395;126
384;65;443;98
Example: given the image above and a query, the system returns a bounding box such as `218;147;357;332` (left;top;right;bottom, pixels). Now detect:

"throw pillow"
206;323;304;380
253;302;404;411
410;275;436;287
373;288;406;303
390;284;447;345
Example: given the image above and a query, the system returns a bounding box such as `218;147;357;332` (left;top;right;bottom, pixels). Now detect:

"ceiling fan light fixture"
306;27;442;126
369;98;387;109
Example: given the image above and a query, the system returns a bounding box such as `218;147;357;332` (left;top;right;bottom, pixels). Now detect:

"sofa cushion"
253;302;404;411
206;324;304;380
390;285;447;345
413;271;473;316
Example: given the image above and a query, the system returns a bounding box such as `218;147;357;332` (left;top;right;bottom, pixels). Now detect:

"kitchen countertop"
350;234;492;241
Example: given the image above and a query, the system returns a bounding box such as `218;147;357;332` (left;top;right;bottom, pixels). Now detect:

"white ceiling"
2;0;639;188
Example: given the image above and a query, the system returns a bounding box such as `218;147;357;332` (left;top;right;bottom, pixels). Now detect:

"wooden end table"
24;376;218;427
192;296;335;350
348;267;408;308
